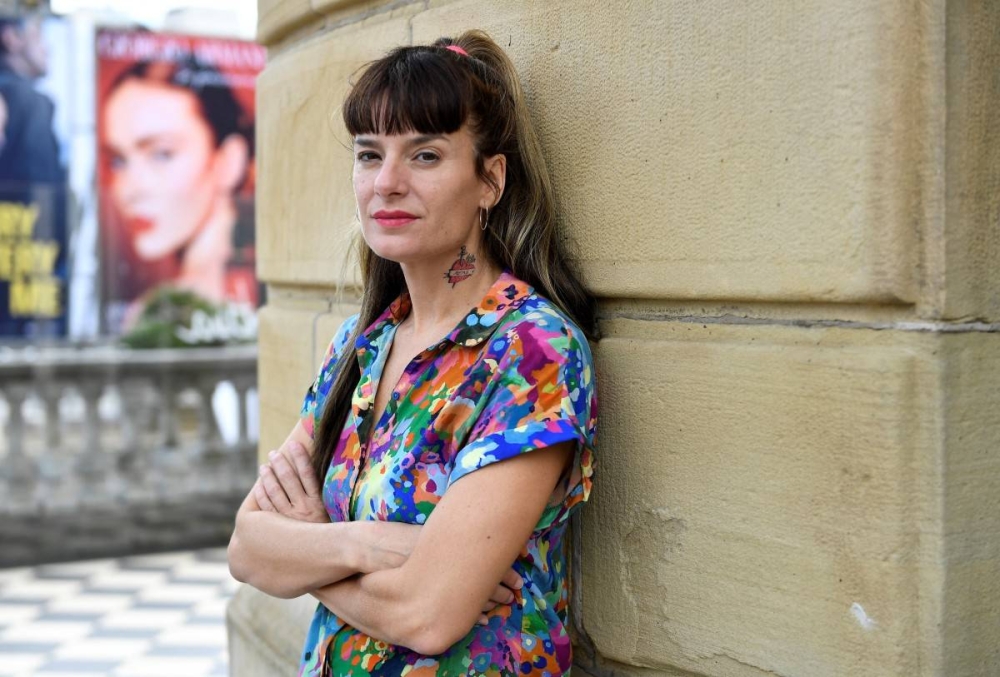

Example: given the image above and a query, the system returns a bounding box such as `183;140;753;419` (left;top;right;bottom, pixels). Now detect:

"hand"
255;441;329;523
477;567;523;625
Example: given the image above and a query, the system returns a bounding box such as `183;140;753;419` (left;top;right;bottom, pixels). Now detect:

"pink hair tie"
445;44;469;57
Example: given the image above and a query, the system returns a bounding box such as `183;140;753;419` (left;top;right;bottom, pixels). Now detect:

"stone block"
256;14;411;288
413;0;939;305
256;300;358;458
941;2;1000;320
940;333;1000;675
257;304;326;457
227;585;317;677
258;0;319;44
310;0;405;20
581;318;941;677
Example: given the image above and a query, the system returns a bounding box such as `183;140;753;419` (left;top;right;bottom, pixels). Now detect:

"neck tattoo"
444;246;477;287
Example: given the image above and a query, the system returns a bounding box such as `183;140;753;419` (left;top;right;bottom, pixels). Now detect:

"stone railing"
0;344;259;566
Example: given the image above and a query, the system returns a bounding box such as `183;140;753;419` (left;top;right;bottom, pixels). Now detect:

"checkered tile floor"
0;549;236;677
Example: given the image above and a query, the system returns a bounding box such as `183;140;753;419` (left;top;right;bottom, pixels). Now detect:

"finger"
482;599;499;612
269;450;307;502
286;442;322;497
489;584;514;605
252;478;275;511
477;614;488;626
259;463;291;511
501;568;523;591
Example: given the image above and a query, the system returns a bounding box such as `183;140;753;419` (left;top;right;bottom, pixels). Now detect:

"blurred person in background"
101;58;257;314
0;13;63;185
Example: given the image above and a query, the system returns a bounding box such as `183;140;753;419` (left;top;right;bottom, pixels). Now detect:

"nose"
372;156;407;198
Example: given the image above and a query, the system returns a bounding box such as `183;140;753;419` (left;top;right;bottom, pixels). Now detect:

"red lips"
372;209;418;228
126;216;154;234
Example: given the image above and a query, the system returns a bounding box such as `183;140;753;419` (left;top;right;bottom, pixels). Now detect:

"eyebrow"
103;134;176;155
353;134;449;149
134;135;176;150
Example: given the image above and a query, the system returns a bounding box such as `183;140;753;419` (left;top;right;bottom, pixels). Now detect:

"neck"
398;244;502;338
177;197;237;303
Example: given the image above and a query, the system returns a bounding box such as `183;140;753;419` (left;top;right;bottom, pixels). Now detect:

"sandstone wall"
248;1;1000;675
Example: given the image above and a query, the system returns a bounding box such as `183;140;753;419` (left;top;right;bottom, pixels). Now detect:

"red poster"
96;29;265;341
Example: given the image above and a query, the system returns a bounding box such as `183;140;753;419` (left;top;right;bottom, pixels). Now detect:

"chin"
363;233;426;265
135;235;181;261
370;247;419;266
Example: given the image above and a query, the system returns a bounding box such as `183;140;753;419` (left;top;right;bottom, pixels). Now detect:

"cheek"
162;151;216;195
109;171;125;196
353;174;372;201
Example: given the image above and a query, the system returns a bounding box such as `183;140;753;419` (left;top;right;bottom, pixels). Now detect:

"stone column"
235;1;1000;675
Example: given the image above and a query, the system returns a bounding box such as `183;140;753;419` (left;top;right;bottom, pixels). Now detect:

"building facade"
231;2;1000;675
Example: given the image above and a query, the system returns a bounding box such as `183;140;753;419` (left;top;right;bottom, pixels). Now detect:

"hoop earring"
480;207;489;231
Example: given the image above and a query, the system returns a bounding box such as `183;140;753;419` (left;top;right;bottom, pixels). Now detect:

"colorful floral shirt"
298;271;597;676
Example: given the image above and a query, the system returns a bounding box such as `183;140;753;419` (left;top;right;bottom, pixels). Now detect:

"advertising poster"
96;28;265;346
0;15;71;338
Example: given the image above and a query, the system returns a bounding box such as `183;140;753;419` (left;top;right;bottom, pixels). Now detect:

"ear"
214;134;250;193
0;25;21;55
480;153;506;209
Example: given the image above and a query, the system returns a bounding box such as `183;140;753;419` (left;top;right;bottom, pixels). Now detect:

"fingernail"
268;450;278;459
515;579;523;589
258;464;267;475
478;615;487;625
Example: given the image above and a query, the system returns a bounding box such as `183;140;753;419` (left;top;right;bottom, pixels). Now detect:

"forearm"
311;570;429;651
311;568;476;656
228;511;362;598
309;444;576;652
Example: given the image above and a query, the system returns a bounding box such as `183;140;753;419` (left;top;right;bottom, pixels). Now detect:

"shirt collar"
445;270;533;347
358;270;533;353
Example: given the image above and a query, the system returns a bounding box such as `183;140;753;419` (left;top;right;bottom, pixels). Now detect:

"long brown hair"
311;30;596;480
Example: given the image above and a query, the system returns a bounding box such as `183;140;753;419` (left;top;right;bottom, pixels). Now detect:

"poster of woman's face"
96;29;265;335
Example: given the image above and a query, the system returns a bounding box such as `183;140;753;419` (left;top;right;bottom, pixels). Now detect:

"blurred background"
0;1;260;674
0;0;260;562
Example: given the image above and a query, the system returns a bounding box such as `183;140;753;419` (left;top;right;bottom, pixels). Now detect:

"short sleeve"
300;314;359;439
447;311;597;530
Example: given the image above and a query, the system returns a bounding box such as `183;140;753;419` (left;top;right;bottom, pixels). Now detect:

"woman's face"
352;126;502;267
103;80;227;261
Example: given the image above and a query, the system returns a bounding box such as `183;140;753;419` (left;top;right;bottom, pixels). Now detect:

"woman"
101;57;257;316
228;30;597;676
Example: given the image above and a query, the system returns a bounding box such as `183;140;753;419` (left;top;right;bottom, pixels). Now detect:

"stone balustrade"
0;344;258;567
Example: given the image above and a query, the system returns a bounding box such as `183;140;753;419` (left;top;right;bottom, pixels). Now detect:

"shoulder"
330;314;359;354
315;314;359;372
303;314;358;408
493;293;592;363
484;293;595;406
316;313;359;370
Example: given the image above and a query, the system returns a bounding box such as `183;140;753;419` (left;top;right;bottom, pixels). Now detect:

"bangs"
344;47;472;137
